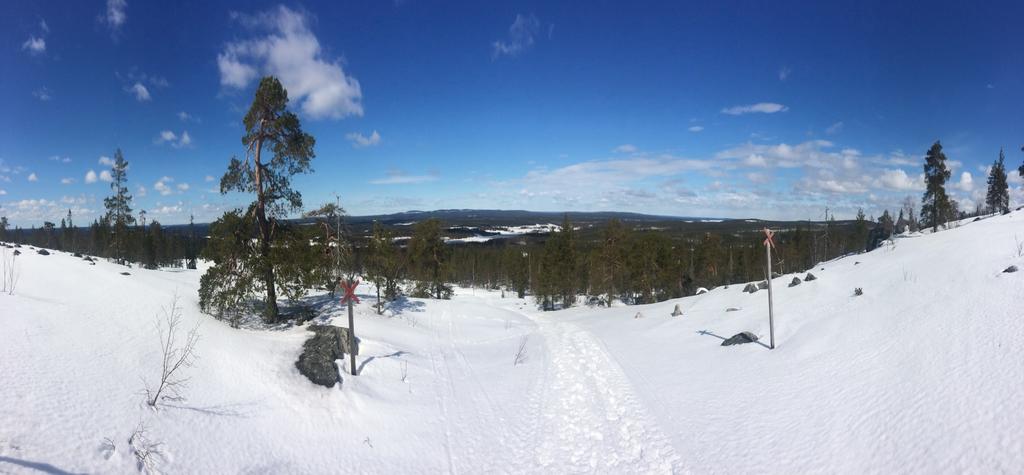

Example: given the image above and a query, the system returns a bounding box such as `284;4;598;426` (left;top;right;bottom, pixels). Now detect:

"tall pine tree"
213;76;315;322
921;141;953;231
985;148;1010;214
103;149;135;264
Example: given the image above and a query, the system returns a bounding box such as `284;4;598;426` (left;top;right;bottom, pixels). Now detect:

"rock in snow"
789;277;802;287
757;281;769;290
805;272;817;281
695;287;709;295
721;332;759;346
296;324;360;387
1004;265;1018;273
671;304;683;317
743;283;759;293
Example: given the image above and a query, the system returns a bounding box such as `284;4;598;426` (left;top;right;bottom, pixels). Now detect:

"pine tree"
63;209;75;252
853;208;869;251
502;246;530;298
211;76;315;322
304;201;351;293
985;148;1010;214
538;215;578;309
186;214;197;269
366;221;404;311
409;218;451;299
103;149;135;264
596;219;628;306
879;210;895;237
0;216;8;241
921;141;953;231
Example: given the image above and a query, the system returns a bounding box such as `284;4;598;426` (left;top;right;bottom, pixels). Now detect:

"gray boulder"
1004;265;1018;273
671;304;683;317
721;331;759;346
295;325;360;387
37;249;50;256
743;283;758;293
805;273;817;281
789;277;801;287
757;281;769;290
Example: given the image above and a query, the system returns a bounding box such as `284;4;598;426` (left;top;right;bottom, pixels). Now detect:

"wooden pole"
348;297;357;375
766;236;776;350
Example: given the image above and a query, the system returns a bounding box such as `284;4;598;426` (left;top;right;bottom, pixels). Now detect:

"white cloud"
721;102;788;115
746;172;771;184
742;154;768;167
688;126;704;133
177;111;199;122
204;175;215;182
136;185;147;197
155;130;192;148
877;168;923;191
99;170;113;182
778;67;791;81
49;155;72;164
85;170;98;184
98;156;115;166
22;37;46;55
492;13;541;58
956;171;974;192
218;6;363;119
153;176;187;196
154;179;172;196
345;130;381;148
32;87;52;101
370;171;439;185
0;189;7;196
127;82;150;101
613;144;638;154
103;0;127;32
27;173;38;182
825;121;844;135
60;177;74;185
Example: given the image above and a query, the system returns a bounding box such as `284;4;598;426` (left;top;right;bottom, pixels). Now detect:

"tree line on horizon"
0;77;1018;319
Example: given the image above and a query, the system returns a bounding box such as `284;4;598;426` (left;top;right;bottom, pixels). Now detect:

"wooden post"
348;297;357;376
764;228;776;350
340;278;361;376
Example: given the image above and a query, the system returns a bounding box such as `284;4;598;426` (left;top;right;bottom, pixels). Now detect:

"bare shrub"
145;294;200;408
1015;235;1023;258
1;247;18;295
400;360;408;383
128;421;164;474
513;335;529;366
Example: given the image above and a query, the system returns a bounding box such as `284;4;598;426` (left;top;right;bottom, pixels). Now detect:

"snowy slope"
1;211;1023;474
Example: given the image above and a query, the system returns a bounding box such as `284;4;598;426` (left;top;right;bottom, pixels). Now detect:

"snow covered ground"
2;211;1023;473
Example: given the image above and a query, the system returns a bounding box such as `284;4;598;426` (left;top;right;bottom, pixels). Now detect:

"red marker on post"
340;279;360;375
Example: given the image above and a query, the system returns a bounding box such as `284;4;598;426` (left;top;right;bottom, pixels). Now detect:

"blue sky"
2;0;1022;226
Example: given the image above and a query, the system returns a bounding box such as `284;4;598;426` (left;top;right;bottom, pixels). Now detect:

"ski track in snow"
421;299;681;474
531;320;680;474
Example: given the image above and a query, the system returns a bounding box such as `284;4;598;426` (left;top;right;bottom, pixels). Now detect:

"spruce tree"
102;149;135;264
211;76;315;322
921;141;953;231
985;148;1010;214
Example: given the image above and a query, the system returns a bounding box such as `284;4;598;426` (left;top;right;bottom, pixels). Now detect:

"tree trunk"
254;134;278;323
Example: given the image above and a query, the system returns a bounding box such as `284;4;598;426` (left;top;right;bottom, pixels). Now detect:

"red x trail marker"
340;279;361;305
763;228;776;249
